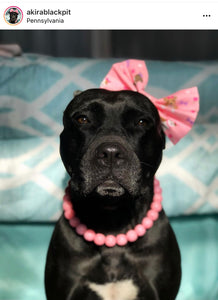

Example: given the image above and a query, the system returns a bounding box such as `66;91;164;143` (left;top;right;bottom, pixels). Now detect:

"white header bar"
0;2;217;29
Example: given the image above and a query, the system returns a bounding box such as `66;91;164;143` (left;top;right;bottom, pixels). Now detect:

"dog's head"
9;11;18;23
61;89;165;207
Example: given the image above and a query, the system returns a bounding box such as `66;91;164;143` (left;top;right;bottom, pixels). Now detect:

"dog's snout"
95;142;127;168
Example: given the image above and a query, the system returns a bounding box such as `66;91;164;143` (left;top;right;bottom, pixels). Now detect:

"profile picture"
4;6;23;25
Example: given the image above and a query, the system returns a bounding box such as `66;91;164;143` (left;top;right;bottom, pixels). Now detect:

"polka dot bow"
100;59;200;144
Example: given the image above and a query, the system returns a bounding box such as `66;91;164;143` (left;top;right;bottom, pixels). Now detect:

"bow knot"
100;59;199;144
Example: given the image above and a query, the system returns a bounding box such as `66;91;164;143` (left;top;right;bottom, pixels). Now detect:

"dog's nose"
95;143;127;168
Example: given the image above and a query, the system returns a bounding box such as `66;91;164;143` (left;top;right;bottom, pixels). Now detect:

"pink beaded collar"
63;178;162;248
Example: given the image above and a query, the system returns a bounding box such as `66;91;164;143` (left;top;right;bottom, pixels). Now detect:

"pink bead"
154;186;162;194
126;230;138;242
116;234;128;246
147;209;159;221
76;224;87;235
69;216;80;227
64;209;75;220
63;194;70;202
134;224;146;236
65;186;70;194
105;235;117;247
153;194;163;203
154;178;160;187
151;202;162;212
142;217;153;229
94;233;105;246
63;200;72;211
84;229;96;242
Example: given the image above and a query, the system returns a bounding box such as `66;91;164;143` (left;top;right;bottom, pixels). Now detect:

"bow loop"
100;60;199;144
101;59;148;92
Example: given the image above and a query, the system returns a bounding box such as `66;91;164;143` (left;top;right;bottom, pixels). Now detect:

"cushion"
158;124;218;216
0;55;217;221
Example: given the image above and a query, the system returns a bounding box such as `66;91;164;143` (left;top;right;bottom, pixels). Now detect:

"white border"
0;2;218;29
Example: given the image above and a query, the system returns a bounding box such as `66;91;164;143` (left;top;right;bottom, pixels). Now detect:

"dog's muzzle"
94;142;128;196
80;136;141;197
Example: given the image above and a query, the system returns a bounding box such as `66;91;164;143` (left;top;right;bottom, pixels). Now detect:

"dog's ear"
161;129;166;150
73;90;82;97
158;121;166;150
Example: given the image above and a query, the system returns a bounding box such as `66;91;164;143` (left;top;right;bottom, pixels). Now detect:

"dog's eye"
136;119;147;126
76;115;89;124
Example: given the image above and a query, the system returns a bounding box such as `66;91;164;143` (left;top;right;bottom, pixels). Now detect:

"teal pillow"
0;55;217;221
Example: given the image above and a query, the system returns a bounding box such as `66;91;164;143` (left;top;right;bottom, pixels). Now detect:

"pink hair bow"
10;9;18;13
100;59;199;144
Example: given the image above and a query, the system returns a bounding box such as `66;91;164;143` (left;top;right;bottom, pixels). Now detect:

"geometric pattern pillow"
0;55;218;140
0;55;217;221
158;124;218;216
0;125;217;222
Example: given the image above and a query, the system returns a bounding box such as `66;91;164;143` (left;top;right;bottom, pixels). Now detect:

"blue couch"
0;55;217;300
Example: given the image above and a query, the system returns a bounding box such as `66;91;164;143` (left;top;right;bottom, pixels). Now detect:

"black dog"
9;11;18;24
45;89;181;300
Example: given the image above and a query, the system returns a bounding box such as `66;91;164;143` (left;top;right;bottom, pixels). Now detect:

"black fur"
9;11;18;23
45;89;181;300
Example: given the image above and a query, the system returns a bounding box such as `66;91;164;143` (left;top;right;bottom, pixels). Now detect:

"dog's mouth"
96;179;125;197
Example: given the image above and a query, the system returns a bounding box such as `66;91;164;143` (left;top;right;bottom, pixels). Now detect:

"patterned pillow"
158;124;218;216
0;55;217;221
